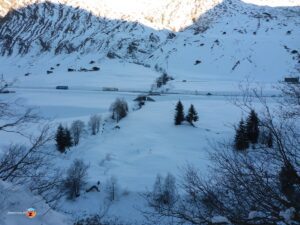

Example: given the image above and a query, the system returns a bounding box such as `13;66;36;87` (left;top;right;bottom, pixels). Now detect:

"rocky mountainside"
0;0;299;83
0;0;222;31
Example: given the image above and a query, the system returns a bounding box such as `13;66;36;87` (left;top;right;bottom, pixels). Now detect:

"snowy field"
0;0;298;223
0;84;277;223
0;53;283;224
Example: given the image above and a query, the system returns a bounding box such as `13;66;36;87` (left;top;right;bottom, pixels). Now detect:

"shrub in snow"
155;72;174;88
105;176;119;202
174;100;185;125
75;215;128;225
259;126;273;148
88;114;101;135
150;173;177;209
110;98;128;122
64;159;89;199
92;66;100;71
127;41;138;54
162;173;177;206
71;120;85;146
151;174;164;205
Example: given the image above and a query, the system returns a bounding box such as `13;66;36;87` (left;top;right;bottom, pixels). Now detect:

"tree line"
55;98;128;153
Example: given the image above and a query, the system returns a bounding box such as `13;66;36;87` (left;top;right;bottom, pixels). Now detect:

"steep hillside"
0;0;222;31
0;0;299;89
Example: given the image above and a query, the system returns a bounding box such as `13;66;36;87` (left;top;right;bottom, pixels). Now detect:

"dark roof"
284;77;299;83
134;95;155;102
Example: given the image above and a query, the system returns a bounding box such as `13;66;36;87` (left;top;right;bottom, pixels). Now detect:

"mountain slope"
0;0;299;90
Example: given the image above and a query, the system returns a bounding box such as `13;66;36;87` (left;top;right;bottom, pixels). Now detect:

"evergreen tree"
267;131;273;148
174;101;185;125
64;127;73;149
186;104;199;126
234;119;249;151
279;162;298;199
55;124;66;153
246;110;259;144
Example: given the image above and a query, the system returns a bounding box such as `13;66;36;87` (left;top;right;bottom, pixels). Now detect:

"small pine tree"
267;131;273;148
246;110;260;144
234;119;249;151
279;162;298;199
174;101;185;125
55;124;66;153
64;127;73;149
186;104;199;126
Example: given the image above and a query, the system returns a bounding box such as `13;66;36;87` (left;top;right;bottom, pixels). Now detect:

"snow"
0;0;299;224
248;211;266;219
0;181;72;225
242;0;300;7
279;208;296;224
0;0;222;31
211;215;231;224
0;85;272;222
0;84;247;223
2;88;241;191
0;58;159;91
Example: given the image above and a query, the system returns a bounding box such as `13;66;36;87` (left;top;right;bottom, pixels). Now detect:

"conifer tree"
174;101;185;125
55;124;66;153
246;110;260;144
234;119;249;151
186;104;199;126
64;127;73;149
267;131;273;148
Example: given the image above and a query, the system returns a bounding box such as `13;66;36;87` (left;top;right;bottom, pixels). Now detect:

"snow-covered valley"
0;0;299;224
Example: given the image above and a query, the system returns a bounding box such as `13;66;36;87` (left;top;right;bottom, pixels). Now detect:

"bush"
92;66;100;71
105;176;119;202
155;73;174;88
88;115;101;135
110;98;128;122
148;173;177;209
64;159;89;199
71;120;85;145
75;215;129;225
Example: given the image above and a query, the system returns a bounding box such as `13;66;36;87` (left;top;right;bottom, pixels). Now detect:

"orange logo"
26;208;37;219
